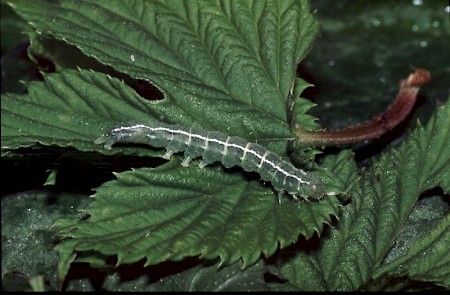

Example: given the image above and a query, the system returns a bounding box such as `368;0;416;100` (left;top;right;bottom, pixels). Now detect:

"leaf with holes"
1;0;345;284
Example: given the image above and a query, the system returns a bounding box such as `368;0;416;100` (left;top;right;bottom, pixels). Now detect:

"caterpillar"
94;123;326;202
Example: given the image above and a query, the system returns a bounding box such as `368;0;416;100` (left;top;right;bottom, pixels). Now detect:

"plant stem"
293;68;430;146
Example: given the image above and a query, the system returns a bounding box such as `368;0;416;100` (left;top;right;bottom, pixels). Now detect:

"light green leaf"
43;169;57;186
272;101;450;291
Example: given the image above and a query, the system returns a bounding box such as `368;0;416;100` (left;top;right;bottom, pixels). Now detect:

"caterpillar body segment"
95;123;325;202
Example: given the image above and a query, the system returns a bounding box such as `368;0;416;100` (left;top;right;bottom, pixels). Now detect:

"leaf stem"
293;68;430;146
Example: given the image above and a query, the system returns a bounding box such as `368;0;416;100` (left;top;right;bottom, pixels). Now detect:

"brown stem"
293;68;431;146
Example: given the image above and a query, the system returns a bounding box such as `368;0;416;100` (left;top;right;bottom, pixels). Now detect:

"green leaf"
381;195;449;265
28;275;46;292
103;261;269;291
287;77;324;164
1;191;91;291
1;192;59;284
6;0;319;149
43;169;57;186
0;68;292;156
0;2;30;52
272;101;450;291
1;69;171;155
373;208;450;288
55;159;341;275
290;77;321;131
2;0;336;282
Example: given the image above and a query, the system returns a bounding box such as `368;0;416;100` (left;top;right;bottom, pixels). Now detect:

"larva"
94;123;325;202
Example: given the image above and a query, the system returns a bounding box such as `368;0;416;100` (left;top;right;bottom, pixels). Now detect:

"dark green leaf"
273;101;450;291
3;0;336;282
54;159;341;276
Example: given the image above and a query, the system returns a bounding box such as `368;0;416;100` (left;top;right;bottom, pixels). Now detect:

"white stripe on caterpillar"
95;123;325;202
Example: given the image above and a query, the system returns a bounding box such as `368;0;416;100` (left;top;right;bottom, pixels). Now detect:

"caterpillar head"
94;124;170;150
301;175;326;201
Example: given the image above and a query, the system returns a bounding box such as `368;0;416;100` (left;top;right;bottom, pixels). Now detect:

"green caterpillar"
95;123;326;202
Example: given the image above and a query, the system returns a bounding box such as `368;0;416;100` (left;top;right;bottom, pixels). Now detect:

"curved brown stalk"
293;68;431;146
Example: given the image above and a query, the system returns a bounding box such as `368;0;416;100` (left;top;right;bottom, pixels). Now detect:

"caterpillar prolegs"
94;123;326;202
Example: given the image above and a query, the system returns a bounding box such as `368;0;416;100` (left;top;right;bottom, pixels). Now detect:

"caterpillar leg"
94;135;114;150
198;158;217;169
198;161;208;169
162;150;174;160
181;156;192;167
277;191;285;204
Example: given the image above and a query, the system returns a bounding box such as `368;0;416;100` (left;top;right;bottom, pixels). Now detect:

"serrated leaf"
6;0;319;149
55;159;341;275
290;77;320;131
286;77;324;163
273;101;450;291
157;260;268;292
372;100;450;262
1;69;169;155
382;196;449;265
102;261;268;291
317;149;359;198
373;213;450;288
2;0;333;284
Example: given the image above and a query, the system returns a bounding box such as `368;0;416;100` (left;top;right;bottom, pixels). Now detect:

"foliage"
1;0;448;291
